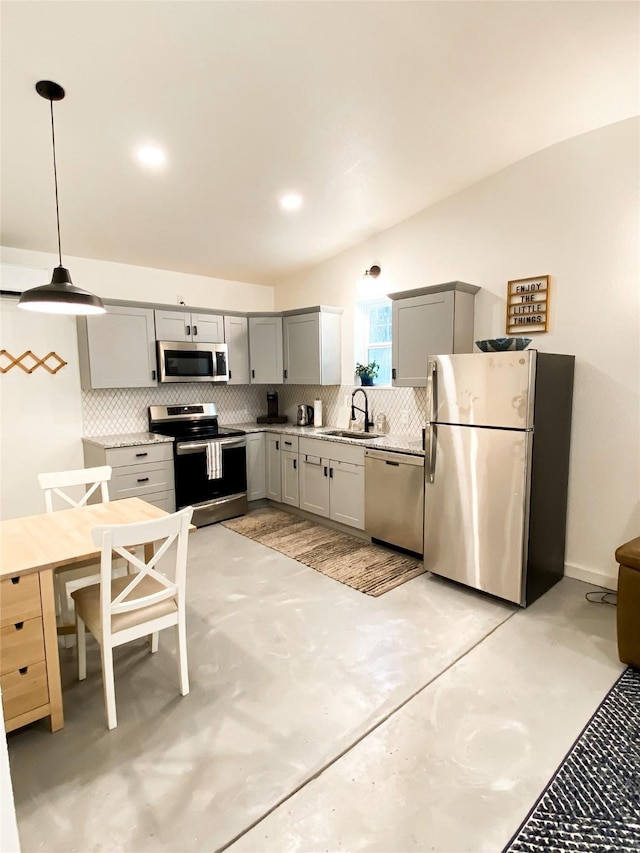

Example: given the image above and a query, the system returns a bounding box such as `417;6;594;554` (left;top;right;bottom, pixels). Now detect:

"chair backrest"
38;465;112;513
91;507;193;637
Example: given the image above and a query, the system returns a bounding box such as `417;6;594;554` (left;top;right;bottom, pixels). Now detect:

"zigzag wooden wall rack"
0;349;68;374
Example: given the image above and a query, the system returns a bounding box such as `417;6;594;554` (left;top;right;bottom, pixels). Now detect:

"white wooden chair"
72;506;193;730
38;465;114;639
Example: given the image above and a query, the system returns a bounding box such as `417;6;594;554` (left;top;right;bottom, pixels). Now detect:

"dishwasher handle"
364;448;424;467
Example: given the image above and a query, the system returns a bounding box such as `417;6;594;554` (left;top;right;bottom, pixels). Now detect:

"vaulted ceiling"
1;1;638;285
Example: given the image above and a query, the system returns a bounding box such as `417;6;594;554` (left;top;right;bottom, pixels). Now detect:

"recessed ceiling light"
135;144;166;169
279;192;303;212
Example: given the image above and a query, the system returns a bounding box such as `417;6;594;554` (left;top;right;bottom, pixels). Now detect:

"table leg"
40;569;64;732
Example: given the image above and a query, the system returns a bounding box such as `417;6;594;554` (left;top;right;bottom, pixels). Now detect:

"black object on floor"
505;667;640;852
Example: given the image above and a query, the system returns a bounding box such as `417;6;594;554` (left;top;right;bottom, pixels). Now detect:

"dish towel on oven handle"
206;440;223;480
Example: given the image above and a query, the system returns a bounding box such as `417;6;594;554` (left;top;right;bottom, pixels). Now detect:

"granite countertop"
82;432;175;449
82;425;424;456
224;422;425;457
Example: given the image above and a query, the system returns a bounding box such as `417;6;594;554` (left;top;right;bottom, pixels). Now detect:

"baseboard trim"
565;562;618;592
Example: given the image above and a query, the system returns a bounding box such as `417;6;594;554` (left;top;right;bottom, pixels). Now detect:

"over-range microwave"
157;340;229;383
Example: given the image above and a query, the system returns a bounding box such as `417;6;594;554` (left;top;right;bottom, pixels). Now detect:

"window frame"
355;296;393;387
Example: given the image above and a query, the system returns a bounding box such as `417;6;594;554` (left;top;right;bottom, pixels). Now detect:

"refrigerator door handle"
426;358;437;483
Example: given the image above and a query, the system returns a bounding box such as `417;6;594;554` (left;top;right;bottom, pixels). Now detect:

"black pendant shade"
18;266;105;315
18;80;105;315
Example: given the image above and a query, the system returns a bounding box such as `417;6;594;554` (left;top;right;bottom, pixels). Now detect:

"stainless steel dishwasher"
364;448;425;555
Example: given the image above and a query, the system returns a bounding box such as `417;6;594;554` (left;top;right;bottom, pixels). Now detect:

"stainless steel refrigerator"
423;350;574;606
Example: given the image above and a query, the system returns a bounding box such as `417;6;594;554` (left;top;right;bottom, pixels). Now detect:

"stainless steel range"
148;403;247;527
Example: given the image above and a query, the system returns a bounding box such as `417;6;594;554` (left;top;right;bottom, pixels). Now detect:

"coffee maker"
257;391;288;424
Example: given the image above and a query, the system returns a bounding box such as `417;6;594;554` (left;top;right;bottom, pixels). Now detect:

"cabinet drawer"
105;443;173;468
279;435;299;453
111;462;174;499
0;574;41;628
0;618;45;676
140;491;176;513
1;661;49;721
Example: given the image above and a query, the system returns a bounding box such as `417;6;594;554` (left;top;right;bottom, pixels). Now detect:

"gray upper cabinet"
390;282;480;387
224;315;250;385
77;304;157;389
154;309;224;343
283;307;342;385
249;315;284;384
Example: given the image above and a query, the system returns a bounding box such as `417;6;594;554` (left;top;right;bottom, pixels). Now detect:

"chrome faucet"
351;388;374;432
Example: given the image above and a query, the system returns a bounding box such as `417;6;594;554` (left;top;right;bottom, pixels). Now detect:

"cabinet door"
281;450;299;507
299;454;330;518
192;313;224;343
265;434;281;502
283;313;321;384
224;315;250;385
330;461;365;529
154;310;190;342
81;305;157;389
392;292;454;387
246;433;266;501
249;317;284;384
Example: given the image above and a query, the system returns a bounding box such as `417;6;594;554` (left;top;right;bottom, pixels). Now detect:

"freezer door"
424;424;531;604
429;351;536;429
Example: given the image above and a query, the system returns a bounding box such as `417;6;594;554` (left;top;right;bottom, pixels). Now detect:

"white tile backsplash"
82;383;427;436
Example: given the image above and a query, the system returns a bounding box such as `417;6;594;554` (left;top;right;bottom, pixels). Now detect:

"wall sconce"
357;264;386;296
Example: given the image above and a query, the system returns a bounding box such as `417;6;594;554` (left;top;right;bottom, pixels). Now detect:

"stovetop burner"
148;403;245;441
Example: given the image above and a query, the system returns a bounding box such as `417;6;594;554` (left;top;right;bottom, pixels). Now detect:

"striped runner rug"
221;507;425;596
504;666;640;852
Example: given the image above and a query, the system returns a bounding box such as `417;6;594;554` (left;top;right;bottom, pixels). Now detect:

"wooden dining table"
0;497;178;733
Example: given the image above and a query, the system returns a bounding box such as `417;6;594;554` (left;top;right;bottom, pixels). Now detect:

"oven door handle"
176;437;246;455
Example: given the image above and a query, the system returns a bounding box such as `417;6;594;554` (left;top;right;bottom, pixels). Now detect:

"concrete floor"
7;521;622;852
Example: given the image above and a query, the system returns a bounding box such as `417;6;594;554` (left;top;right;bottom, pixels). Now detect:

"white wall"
0;247;274;311
273;118;640;589
0;255;274;518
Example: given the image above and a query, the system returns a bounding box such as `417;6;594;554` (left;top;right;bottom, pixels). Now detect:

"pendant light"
18;81;105;315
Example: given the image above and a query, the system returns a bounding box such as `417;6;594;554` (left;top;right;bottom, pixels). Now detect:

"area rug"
221;507;425;596
504;666;640;852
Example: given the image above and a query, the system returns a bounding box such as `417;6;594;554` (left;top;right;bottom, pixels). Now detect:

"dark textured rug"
505;667;640;852
222;507;425;596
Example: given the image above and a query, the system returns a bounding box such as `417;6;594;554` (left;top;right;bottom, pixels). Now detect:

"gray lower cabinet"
282;308;342;385
224;315;250;385
246;433;266;501
77;305;157;390
249;316;284;384
82;441;175;512
299;438;365;530
154;310;224;343
389;282;480;387
281;450;299;507
266;434;282;501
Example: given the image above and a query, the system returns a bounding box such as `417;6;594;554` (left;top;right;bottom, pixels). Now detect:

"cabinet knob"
193;325;198;336
137;477;150;483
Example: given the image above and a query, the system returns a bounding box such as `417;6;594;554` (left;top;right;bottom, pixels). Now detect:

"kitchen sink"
322;430;384;440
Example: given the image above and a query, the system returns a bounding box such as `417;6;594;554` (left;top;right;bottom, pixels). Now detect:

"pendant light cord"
49;98;62;267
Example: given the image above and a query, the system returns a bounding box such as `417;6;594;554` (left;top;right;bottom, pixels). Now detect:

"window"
356;297;392;385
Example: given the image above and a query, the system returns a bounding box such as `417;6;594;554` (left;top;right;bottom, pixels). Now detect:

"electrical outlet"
400;410;409;427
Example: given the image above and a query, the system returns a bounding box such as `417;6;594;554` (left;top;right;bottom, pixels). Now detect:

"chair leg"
176;616;189;696
101;644;118;730
150;632;159;653
77;615;87;681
